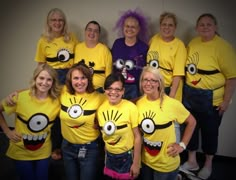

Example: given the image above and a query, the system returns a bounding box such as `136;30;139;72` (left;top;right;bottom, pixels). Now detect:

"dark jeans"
55;68;69;85
124;84;140;100
15;158;50;180
140;163;179;180
61;138;101;180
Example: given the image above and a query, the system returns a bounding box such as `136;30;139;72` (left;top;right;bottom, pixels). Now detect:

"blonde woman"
0;64;61;180
136;66;196;180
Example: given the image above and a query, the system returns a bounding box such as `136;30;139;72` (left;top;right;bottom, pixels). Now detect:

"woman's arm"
167;113;196;157
217;78;236;115
0;103;21;142
130;126;142;178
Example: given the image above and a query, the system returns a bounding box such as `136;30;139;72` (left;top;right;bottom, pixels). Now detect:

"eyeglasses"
50;18;64;23
105;87;123;93
142;78;159;84
86;28;99;34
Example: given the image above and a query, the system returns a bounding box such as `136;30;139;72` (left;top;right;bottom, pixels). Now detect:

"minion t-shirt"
185;35;236;106
35;33;78;69
59;86;105;144
74;42;112;89
136;95;190;172
147;34;186;101
97;99;138;154
2;90;60;160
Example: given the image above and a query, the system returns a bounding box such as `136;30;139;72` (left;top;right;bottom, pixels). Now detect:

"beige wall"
0;0;235;157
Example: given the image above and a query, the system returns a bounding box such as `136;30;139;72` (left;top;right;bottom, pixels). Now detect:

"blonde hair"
43;8;71;42
159;12;177;27
139;66;165;107
29;64;61;99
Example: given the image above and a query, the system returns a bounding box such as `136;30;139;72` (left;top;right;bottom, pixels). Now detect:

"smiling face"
141;71;160;99
159;17;176;42
196;16;217;42
71;69;88;93
105;81;124;105
48;11;65;35
85;22;100;45
123;17;140;40
35;70;53;95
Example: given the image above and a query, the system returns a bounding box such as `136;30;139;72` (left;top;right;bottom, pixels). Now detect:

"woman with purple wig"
111;8;149;101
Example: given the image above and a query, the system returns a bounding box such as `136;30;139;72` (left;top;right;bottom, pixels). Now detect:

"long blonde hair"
139;66;166;107
29;64;61;99
43;8;71;42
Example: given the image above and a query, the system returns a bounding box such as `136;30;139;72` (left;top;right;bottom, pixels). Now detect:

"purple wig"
114;8;150;43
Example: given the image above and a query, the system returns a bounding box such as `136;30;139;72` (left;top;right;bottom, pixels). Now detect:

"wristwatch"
179;142;186;150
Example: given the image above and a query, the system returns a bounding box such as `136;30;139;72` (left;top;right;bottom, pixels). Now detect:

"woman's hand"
5;129;21;143
130;163;140;179
167;143;184;157
5;91;18;106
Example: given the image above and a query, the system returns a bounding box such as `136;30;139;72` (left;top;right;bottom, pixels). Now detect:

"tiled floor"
1;132;235;180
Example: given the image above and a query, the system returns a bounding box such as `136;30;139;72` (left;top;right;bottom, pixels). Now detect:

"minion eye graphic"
187;63;197;75
186;52;220;75
67;104;83;118
139;111;173;134
115;59;125;69
61;97;96;119
17;113;52;133
141;118;155;134
58;49;70;62
103;121;116;135
149;59;159;69
100;110;127;136
125;60;134;70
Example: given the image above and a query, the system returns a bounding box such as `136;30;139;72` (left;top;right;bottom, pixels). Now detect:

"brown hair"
65;63;95;94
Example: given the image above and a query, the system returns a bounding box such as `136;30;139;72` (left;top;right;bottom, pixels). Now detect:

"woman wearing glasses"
97;73;142;179
136;66;196;180
74;20;112;93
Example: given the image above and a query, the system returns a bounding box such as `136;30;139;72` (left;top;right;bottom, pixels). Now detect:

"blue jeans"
55;68;69;85
61;138;101;180
104;150;133;179
15;158;50;180
141;163;179;180
124;84;139;100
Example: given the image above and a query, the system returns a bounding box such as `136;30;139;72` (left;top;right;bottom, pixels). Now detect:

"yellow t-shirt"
97;99;138;154
35;33;78;69
2;90;60;160
185;35;236;106
147;34;187;101
74;42;112;89
136;95;190;172
59;86;105;144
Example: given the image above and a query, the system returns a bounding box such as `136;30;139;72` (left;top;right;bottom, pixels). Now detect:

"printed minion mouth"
22;132;47;151
69;122;85;129
125;74;135;83
191;78;201;85
108;137;121;146
143;138;163;156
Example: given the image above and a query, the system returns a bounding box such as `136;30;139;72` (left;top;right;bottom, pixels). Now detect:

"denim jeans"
15;158;50;180
104;150;133;179
61;138;101;180
141;163;179;180
55;68;69;85
124;84;139;100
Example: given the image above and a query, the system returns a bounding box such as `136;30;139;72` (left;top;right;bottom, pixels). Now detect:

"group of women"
0;7;236;180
